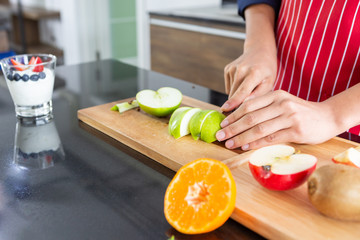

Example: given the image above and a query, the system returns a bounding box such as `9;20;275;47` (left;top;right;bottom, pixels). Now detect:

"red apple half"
332;147;360;168
249;145;317;191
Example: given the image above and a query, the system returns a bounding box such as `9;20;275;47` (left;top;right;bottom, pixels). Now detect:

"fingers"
246;128;294;150
221;92;275;128
216;91;297;150
249;77;274;98
228;67;245;98
222;68;270;112
224;64;231;94
223;115;292;150
224;63;245;95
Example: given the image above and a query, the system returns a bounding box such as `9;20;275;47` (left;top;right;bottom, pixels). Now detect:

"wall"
109;0;137;60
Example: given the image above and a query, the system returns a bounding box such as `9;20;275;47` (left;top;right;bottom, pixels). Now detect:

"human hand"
216;90;339;150
222;43;277;112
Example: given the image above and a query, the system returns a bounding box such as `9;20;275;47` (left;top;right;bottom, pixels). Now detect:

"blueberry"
30;74;39;81
20;151;29;159
14;73;21;81
39;72;46;79
29;152;38;158
7;73;13;81
22;74;29;82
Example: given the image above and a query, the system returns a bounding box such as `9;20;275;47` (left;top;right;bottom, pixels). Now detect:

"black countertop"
0;59;264;240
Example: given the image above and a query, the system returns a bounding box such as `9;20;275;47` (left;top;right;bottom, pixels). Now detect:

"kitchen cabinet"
150;6;245;93
2;3;63;58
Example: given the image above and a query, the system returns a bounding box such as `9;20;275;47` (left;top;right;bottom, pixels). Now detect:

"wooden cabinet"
150;14;245;94
3;3;63;58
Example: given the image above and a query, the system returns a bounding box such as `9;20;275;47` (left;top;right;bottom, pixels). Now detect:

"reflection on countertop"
14;118;65;170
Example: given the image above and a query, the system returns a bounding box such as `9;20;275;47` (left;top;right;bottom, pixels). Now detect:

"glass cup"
14;118;65;170
0;54;57;120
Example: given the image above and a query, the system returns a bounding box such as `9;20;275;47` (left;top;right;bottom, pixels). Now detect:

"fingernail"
216;130;225;140
226;139;234;148
242;144;249;150
221;119;229;128
221;102;229;110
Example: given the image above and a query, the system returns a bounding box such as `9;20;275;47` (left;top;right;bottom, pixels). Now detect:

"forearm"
243;4;277;55
324;83;360;132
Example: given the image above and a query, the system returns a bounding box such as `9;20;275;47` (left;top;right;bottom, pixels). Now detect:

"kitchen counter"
0;59;263;240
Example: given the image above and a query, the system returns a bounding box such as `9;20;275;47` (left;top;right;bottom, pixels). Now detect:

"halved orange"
164;158;236;234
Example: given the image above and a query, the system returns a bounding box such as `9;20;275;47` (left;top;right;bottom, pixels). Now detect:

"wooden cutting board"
78;95;360;239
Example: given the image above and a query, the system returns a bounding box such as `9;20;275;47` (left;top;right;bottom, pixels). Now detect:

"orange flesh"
164;158;236;234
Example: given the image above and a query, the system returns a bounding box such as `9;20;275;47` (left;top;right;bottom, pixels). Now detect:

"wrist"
320;101;346;134
322;84;360;133
243;4;277;55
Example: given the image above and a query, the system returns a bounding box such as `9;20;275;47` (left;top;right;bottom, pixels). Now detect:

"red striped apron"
273;0;360;135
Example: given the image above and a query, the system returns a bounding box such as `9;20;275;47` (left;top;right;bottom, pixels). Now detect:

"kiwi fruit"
307;164;360;221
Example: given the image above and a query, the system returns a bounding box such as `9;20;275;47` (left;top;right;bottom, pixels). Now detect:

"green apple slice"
168;107;191;135
169;107;201;139
136;87;182;117
189;110;215;140
111;100;139;113
200;111;226;143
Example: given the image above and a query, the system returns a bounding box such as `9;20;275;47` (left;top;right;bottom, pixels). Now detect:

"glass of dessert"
0;54;57;120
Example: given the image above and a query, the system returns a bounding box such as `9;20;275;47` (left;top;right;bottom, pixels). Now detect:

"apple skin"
332;158;360;168
249;162;317;191
331;147;360;169
137;102;181;117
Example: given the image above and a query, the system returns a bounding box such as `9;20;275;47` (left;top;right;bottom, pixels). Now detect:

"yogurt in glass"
0;54;57;120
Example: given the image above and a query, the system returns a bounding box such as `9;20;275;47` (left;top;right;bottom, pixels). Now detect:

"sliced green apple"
168;107;190;135
169;107;201;139
136;87;182;117
111;100;139;113
189;110;215;141
200;111;226;143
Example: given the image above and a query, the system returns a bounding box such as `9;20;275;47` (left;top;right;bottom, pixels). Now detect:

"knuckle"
244;113;256;126
233;65;247;79
265;133;277;142
240;100;251;112
279;99;295;111
293;123;305;137
228;65;237;74
224;64;231;73
227;124;238;136
291;112;301;123
277;89;287;95
275;89;286;98
253;123;265;135
249;66;261;77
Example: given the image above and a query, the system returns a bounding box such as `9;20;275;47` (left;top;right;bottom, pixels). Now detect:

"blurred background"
0;0;243;94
